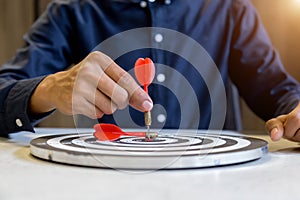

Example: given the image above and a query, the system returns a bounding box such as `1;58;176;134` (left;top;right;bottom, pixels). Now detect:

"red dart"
134;58;155;94
94;58;156;142
93;123;157;141
134;58;155;137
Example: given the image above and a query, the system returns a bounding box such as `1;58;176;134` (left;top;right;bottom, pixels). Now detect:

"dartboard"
30;131;268;169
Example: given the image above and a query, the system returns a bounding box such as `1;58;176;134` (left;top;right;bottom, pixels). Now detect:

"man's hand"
29;51;153;119
265;102;300;142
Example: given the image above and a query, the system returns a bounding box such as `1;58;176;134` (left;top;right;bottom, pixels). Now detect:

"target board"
30;131;268;169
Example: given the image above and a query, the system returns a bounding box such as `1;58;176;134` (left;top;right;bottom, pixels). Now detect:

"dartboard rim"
30;132;268;169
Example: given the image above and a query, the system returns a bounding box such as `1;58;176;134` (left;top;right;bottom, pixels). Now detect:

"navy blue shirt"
1;0;300;137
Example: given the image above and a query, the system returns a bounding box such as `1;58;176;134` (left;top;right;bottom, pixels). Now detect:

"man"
1;0;299;142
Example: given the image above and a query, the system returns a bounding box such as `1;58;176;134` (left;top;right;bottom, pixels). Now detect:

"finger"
89;51;116;71
290;129;300;142
103;60;153;112
89;51;153;111
270;127;283;141
74;79;118;115
93;89;118;115
77;52;129;110
129;87;153;111
73;97;104;119
265;116;285;141
97;71;129;109
283;112;300;139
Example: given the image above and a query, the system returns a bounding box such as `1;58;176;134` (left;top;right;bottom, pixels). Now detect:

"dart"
93;123;158;141
134;58;155;138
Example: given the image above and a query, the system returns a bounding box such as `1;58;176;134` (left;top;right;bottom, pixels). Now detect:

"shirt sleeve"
228;0;300;121
0;77;51;137
0;2;74;137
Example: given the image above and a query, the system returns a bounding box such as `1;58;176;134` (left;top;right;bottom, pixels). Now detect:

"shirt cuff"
1;76;50;137
274;91;300;117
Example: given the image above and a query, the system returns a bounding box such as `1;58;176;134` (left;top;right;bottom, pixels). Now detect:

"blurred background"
0;0;299;132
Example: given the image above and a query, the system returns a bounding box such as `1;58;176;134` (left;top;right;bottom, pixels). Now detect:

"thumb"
265;115;286;141
129;87;153;112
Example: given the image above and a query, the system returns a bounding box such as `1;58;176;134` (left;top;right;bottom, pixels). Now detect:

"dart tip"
146;125;150;138
145;127;158;142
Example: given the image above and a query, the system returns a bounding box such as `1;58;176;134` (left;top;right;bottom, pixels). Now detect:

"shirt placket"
146;0;174;127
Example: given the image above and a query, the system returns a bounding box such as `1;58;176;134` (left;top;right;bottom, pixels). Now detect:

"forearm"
29;74;58;115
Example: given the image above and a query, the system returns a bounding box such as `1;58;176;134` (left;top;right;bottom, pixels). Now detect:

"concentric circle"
30;131;268;169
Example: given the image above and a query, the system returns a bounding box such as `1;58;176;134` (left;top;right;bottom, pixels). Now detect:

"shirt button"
140;1;147;8
157;73;166;82
157;114;166;123
165;0;171;4
154;33;163;43
16;119;23;127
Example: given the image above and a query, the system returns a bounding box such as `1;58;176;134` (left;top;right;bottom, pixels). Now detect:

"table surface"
1;128;300;200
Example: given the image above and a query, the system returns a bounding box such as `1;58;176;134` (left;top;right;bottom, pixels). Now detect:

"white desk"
1;128;300;200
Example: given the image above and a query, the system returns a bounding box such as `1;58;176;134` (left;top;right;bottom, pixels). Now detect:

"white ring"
46;133;249;156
